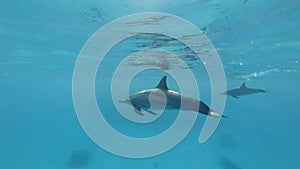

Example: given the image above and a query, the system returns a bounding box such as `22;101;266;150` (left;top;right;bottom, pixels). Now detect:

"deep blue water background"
1;0;299;169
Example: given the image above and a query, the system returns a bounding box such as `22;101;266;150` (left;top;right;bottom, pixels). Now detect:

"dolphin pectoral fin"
146;109;157;115
231;95;239;98
134;106;144;116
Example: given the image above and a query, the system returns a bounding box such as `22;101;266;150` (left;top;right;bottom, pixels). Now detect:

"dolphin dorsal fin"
156;76;169;90
240;83;247;89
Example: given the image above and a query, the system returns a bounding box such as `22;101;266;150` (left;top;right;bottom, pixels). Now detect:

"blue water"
1;0;299;168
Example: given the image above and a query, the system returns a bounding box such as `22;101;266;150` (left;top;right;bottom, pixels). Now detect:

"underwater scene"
1;0;299;169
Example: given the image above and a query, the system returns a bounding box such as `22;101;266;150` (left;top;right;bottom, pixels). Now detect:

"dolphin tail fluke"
231;95;239;98
221;114;230;119
198;102;229;118
146;109;157;115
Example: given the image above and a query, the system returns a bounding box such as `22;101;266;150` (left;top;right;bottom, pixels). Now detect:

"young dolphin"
222;83;266;98
119;76;227;118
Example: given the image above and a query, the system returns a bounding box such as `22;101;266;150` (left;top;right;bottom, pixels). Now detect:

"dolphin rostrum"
119;76;227;118
222;83;266;98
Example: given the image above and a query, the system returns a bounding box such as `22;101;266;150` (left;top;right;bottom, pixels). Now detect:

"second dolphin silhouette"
223;83;266;98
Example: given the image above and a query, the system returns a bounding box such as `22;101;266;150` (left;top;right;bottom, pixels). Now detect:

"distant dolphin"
119;76;228;118
222;83;266;98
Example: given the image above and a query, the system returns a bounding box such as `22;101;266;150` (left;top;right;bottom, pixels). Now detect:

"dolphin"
119;76;227;118
222;83;266;98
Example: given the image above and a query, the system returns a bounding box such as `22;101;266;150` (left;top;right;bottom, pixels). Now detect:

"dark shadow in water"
220;156;242;169
68;150;91;168
219;133;238;149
